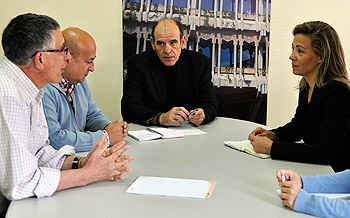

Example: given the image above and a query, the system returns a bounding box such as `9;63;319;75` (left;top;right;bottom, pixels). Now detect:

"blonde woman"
249;21;350;172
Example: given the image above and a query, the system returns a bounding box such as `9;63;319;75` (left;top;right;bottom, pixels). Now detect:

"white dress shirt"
0;56;75;214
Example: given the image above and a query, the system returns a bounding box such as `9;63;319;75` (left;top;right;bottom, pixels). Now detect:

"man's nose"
164;43;171;53
88;62;94;72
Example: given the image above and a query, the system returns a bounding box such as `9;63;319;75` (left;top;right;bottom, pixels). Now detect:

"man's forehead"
154;21;180;38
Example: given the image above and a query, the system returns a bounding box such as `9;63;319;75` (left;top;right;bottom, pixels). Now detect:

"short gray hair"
2;13;60;66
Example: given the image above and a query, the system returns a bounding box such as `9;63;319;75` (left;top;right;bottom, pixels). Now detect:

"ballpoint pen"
189;108;199;116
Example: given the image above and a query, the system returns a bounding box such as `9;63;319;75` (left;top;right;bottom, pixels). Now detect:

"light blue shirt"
294;170;350;218
42;80;111;152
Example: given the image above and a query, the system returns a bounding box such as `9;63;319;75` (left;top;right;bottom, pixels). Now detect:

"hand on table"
105;120;129;144
80;135;134;182
276;169;303;210
249;127;277;141
188;108;205;126
159;107;189;126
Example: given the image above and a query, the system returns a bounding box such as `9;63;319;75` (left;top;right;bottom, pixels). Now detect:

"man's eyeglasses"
30;47;69;58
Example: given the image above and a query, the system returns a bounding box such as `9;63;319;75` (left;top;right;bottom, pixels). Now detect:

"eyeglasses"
30;47;69;58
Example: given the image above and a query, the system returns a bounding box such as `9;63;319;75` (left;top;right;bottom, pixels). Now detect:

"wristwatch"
72;156;81;169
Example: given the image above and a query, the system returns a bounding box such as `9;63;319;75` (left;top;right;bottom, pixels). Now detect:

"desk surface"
7;117;332;218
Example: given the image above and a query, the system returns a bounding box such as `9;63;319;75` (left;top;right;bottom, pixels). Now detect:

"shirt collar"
2;56;43;105
59;76;76;95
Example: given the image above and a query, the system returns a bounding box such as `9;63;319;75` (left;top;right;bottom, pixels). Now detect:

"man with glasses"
121;18;218;127
0;13;134;217
42;27;128;152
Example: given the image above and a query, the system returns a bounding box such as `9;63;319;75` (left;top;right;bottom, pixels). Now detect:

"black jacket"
271;81;350;172
121;49;218;125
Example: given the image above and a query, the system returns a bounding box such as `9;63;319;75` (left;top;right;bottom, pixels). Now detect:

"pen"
275;175;285;196
189;108;199;116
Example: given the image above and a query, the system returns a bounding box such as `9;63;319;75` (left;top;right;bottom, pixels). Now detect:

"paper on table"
167;126;207;136
224;140;270;159
128;130;162;142
125;176;217;199
146;127;184;139
128;127;184;141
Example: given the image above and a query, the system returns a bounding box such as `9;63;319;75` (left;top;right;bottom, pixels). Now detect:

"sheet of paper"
224;140;270;159
125;176;215;199
147;127;184;139
167;126;207;136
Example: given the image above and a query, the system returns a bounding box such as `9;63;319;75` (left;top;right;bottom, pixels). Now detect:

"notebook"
224;140;270;159
128;127;184;142
125;176;217;199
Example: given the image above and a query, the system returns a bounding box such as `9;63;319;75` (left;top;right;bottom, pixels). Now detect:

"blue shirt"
42;80;111;152
294;170;350;217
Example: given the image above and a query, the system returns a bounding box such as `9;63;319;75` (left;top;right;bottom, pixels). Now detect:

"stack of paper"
224;140;270;159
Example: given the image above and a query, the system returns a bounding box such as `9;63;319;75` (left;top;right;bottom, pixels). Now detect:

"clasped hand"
159;107;205;126
80;135;134;182
104;120;129;145
248;127;276;154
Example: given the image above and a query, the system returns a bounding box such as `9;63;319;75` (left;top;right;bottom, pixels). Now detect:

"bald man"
122;18;218;126
43;27;128;152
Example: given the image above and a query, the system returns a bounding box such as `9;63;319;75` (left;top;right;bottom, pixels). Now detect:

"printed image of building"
122;0;271;124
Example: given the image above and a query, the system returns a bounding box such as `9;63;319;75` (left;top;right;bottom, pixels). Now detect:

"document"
224;140;270;159
128;127;184;141
125;176;217;199
167;126;207;136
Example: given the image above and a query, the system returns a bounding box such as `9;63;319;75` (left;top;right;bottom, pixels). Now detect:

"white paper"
146;127;184;139
168;126;207;136
128;130;161;141
125;176;211;199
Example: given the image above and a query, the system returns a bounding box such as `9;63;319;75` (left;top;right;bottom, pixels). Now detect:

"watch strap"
72;156;81;169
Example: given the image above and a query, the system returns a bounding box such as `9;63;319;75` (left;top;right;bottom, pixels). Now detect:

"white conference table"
7;117;333;218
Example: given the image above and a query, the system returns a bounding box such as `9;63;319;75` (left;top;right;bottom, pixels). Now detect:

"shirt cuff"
34;167;61;198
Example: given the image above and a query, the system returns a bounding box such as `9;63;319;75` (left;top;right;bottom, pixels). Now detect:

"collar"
59;76;76;95
1;56;43;105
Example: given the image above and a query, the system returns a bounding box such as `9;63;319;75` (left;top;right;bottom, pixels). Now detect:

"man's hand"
159;107;189;126
80;135;134;183
188;108;205;126
104;120;128;145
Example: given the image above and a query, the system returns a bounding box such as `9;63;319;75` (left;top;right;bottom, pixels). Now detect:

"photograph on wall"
122;0;271;124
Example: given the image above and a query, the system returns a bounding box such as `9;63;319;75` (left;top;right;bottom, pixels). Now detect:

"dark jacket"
121;49;218;125
270;81;350;172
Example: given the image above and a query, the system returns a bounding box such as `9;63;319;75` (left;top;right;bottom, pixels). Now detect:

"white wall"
267;0;350;128
0;0;123;121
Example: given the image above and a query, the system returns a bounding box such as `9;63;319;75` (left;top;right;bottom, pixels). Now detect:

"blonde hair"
293;21;350;89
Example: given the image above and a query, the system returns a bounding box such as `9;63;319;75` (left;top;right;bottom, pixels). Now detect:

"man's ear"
33;53;44;70
150;36;156;50
181;35;186;49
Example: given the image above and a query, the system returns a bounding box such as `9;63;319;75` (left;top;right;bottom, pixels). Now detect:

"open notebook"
224;140;270;159
128;127;184;142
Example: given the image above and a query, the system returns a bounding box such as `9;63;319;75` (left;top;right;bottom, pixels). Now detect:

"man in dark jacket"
122;18;218;126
